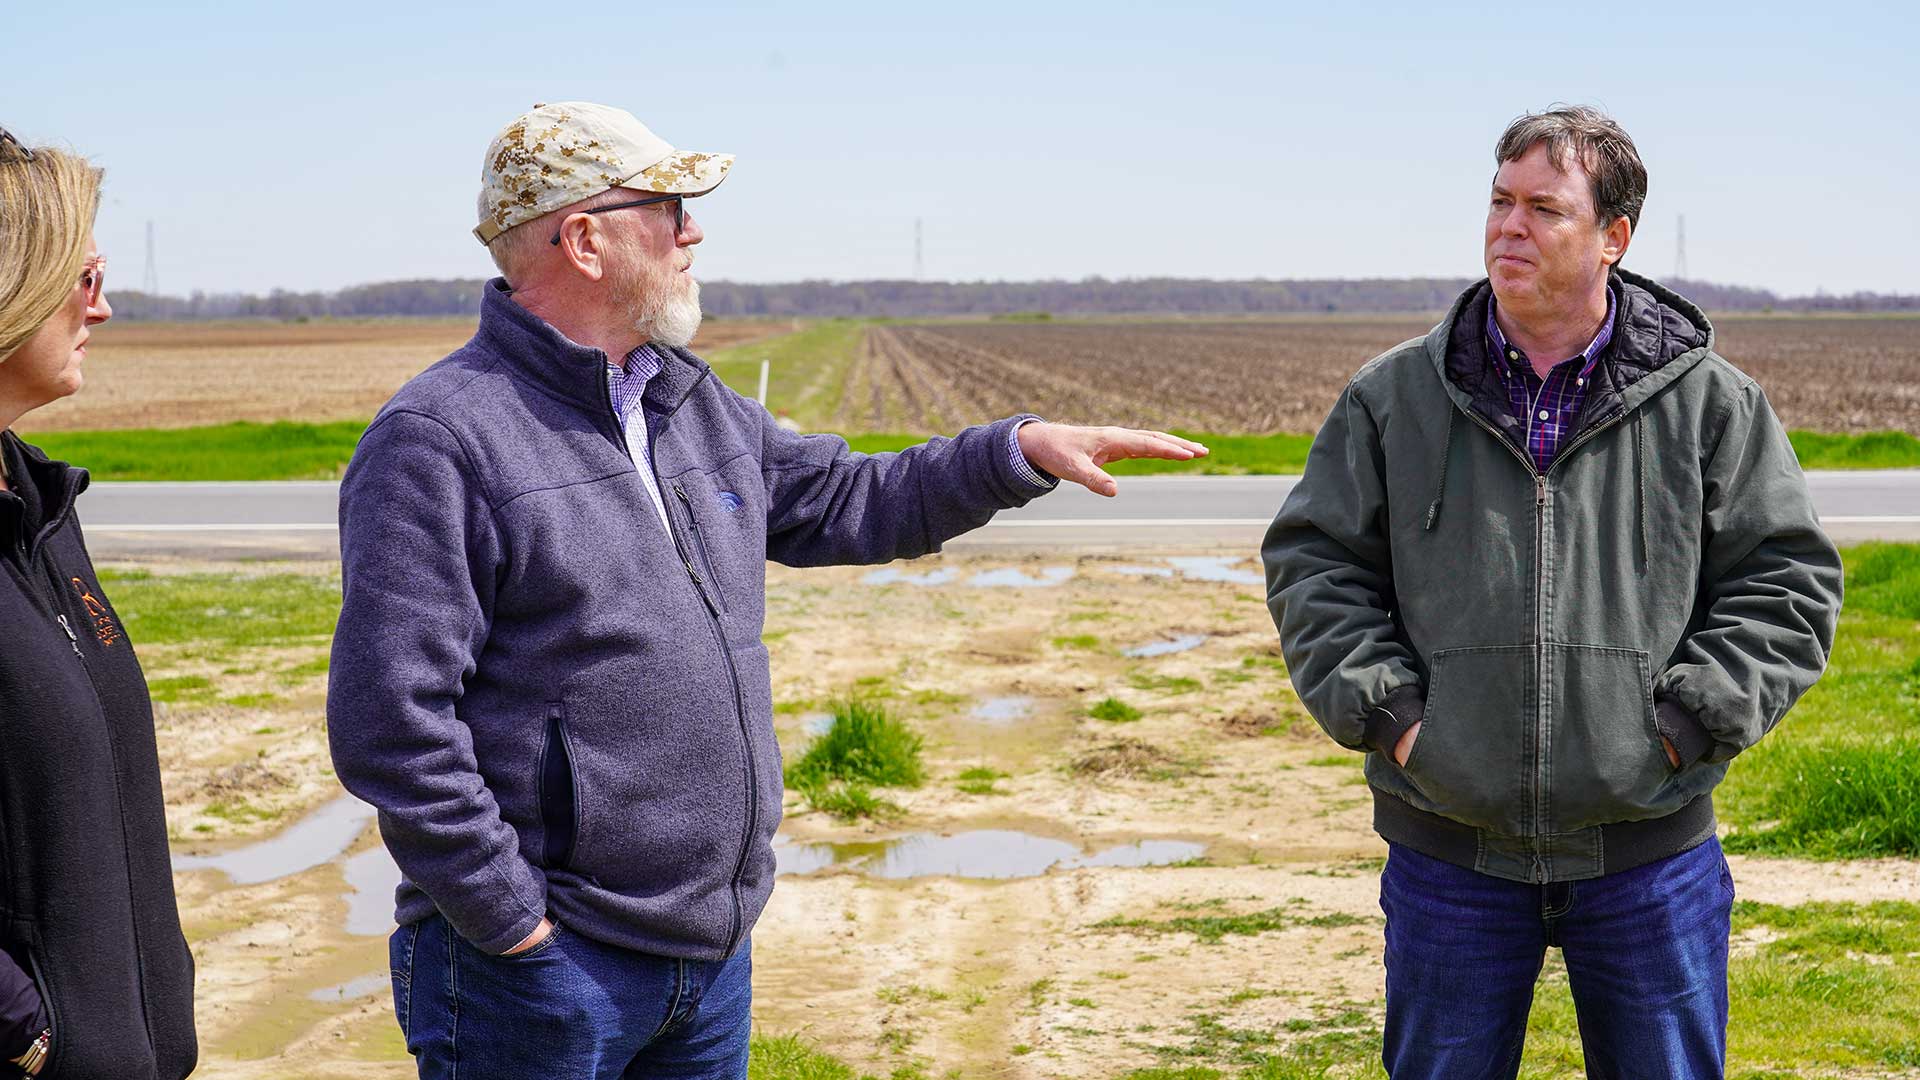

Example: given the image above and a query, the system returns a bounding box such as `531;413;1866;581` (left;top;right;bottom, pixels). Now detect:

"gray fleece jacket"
1263;271;1842;884
328;280;1053;959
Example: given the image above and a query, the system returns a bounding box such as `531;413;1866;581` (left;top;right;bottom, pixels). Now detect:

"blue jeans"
389;914;752;1079
1380;838;1733;1079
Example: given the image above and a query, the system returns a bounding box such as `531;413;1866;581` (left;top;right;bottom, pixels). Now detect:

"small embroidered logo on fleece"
70;577;124;646
717;491;744;512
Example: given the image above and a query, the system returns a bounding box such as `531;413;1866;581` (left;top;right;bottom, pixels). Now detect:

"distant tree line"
103;276;1920;322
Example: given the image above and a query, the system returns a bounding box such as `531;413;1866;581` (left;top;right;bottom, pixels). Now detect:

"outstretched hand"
1016;423;1209;497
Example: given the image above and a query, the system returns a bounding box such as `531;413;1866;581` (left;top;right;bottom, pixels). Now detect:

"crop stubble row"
833;318;1919;436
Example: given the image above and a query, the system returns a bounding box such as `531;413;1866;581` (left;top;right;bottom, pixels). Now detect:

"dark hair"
1495;105;1647;232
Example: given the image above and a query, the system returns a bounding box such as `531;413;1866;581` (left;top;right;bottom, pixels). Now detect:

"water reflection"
172;794;377;885
775;830;1204;880
1123;634;1208;658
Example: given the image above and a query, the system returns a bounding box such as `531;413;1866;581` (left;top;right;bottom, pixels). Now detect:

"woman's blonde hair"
0;133;102;361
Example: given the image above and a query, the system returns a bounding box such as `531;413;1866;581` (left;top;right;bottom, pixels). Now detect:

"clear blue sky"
6;0;1913;297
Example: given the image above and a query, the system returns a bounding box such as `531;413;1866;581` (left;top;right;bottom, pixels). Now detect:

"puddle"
342;845;402;936
863;567;961;586
969;696;1035;723
1064;840;1207;869
173;794;377;885
966;567;1074;588
800;712;836;737
1108;564;1175;578
308;973;388;1003
1166;557;1263;585
1123;634;1208;658
777;830;1204;880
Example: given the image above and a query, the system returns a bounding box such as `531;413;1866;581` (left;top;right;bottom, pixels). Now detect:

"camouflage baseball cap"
473;101;734;246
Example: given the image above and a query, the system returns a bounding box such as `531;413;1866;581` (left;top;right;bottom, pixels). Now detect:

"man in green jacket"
1263;105;1841;1078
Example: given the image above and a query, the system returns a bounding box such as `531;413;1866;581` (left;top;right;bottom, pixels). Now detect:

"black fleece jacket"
0;432;196;1079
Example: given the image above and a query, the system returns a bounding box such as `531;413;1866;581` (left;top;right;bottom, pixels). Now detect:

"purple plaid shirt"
1486;288;1617;473
607;345;1055;527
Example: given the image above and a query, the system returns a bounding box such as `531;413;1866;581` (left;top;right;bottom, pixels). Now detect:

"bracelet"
10;1028;50;1075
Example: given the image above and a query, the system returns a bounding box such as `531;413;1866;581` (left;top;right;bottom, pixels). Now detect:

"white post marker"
757;359;770;406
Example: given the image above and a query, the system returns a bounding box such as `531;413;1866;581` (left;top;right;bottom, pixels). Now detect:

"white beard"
641;276;702;349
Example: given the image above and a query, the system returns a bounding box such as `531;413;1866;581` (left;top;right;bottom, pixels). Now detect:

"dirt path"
143;548;1919;1078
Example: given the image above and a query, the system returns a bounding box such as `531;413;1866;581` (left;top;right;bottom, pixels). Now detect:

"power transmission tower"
913;218;923;281
1674;214;1688;282
142;220;159;295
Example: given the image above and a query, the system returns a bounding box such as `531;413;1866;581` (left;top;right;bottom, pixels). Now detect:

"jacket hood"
1427;267;1715;431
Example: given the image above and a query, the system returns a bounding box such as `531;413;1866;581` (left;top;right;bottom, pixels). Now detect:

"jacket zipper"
674;484;729;614
604;369;758;955
1452;399;1630;883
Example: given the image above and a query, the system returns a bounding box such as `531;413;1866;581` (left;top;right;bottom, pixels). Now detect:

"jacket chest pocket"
672;482;730;614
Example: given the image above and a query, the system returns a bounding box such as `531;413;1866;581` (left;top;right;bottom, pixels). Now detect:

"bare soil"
29;317;794;431
142;550;1920;1078
837;317;1920;435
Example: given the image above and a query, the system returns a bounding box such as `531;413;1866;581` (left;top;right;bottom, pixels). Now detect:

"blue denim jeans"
1380;838;1733;1080
389;914;752;1079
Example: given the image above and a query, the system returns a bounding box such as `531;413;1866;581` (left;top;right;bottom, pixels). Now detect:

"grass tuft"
785;699;923;820
1090;697;1144;723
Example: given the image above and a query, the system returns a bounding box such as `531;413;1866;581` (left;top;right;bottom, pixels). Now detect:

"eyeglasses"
80;255;106;307
0;125;35;162
549;193;685;246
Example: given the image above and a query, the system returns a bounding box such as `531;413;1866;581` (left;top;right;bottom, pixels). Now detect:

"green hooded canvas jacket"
1262;270;1843;884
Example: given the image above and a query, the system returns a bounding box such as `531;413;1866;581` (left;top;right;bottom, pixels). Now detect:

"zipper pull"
1535;477;1547;506
56;613;83;659
684;559;704;585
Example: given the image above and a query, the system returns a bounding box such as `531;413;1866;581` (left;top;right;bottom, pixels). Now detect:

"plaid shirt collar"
605;343;669;428
1486;287;1617;473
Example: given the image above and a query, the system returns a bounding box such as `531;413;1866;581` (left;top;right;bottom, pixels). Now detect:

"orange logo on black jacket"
70;577;123;647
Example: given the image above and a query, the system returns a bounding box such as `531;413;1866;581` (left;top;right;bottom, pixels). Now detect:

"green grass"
1114;901;1920;1078
749;1033;877;1080
955;766;1007;796
841;431;1315;476
98;570;340;646
24;415;1916;484
785;699;924;819
1719;543;1920;857
1095;906;1368;945
27;420;368;481
1790;429;1920;470
1090;697;1144;723
707;320;865;430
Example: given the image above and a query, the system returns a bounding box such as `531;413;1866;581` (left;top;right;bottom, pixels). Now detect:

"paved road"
77;472;1920;559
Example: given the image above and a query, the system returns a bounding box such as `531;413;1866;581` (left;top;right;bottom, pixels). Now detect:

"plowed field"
30;317;794;431
833;317;1920;435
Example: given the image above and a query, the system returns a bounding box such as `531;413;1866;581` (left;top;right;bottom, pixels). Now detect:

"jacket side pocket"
1546;645;1670;831
538;710;577;870
1399;645;1533;835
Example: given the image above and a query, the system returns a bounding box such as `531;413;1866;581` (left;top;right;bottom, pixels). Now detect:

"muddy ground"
145;547;1920;1079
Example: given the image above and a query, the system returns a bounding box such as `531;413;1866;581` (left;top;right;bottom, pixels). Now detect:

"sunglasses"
80;255;106;307
0;125;35;162
549;193;685;246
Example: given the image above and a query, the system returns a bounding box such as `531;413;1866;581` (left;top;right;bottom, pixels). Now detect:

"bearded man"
325;102;1204;1080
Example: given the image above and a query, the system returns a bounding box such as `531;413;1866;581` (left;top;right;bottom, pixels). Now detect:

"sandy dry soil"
26;318;794;431
139;548;1919;1079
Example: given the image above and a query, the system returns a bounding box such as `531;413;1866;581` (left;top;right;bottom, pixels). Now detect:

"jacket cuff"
1363;684;1425;756
1007;418;1060;493
999;415;1059;498
1654;696;1715;767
